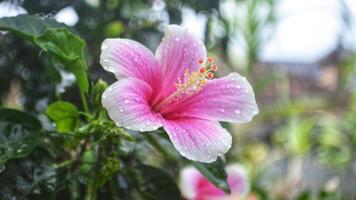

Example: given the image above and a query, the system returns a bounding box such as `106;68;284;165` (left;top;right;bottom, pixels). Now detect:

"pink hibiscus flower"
180;164;250;200
100;25;258;162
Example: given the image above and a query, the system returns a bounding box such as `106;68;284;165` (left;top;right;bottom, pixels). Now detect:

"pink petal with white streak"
162;73;259;123
100;38;162;92
102;78;163;132
153;25;207;104
163;118;232;163
179;164;250;200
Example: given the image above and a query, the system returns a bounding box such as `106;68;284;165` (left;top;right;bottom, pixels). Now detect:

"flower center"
153;57;218;111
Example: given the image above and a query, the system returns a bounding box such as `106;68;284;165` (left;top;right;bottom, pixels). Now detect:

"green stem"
80;90;90;114
85;144;99;200
144;133;174;160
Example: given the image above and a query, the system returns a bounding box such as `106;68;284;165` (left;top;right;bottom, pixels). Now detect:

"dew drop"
145;122;150;126
235;109;240;114
175;37;180;42
220;108;225;113
120;108;124;112
124;99;129;103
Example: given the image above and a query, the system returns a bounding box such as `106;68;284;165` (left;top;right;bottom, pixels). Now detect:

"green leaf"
191;157;230;193
0;14;64;40
0;15;89;92
46;101;79;133
0;109;42;167
34;28;88;92
129;165;181;200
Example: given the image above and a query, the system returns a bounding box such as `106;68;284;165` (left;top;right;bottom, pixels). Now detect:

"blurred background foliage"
0;0;356;199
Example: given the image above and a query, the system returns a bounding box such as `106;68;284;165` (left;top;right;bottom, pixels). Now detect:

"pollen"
175;57;218;96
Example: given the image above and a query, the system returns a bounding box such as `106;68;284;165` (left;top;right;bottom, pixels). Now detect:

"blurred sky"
0;0;355;64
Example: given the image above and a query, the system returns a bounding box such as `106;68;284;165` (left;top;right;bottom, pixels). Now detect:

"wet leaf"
129;165;181;200
0;109;42;168
34;28;88;92
0;14;64;40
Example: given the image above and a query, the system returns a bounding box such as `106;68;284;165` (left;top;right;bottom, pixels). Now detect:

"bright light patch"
55;6;79;26
181;7;207;40
0;1;27;18
260;0;343;63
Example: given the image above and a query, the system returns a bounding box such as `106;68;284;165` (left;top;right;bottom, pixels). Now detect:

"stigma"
175;57;218;96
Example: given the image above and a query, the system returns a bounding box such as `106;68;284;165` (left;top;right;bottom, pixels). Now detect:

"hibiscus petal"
100;38;162;89
162;73;259;123
179;164;250;200
154;25;207;102
163;118;232;163
102;78;163;132
179;166;202;199
226;164;250;197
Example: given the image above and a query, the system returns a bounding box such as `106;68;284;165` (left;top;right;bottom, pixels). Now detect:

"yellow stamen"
153;57;218;111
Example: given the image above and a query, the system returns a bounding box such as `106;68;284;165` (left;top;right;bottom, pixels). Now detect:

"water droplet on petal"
120;108;124;112
124;99;129;103
220;108;225;113
175;37;180;42
235;109;240;114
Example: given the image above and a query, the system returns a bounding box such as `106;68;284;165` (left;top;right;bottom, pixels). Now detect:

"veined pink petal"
179;166;202;199
153;25;207;103
161;73;259;123
180;164;249;200
225;165;250;197
163;118;232;163
102;78;163;132
100;38;162;92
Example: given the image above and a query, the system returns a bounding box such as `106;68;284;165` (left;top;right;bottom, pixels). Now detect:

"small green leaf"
46;101;79;133
129;165;181;200
191;157;230;193
34;28;89;92
91;79;108;108
0;109;42;167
